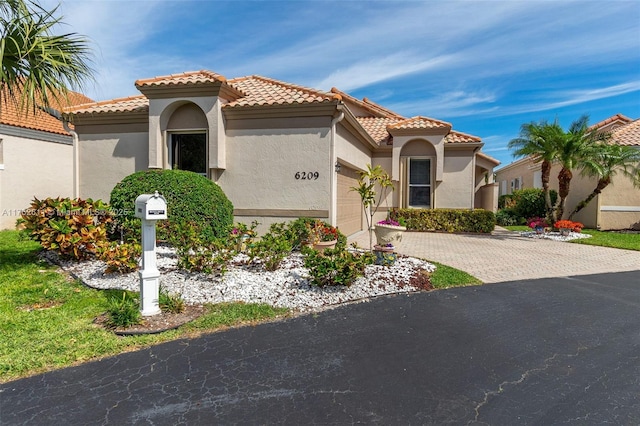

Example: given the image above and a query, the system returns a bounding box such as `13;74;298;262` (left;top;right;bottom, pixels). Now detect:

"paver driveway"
350;227;640;283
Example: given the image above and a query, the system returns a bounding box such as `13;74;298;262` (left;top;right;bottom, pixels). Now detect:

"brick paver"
349;227;640;283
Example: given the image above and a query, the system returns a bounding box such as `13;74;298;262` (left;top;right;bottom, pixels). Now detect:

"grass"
429;261;482;288
503;225;640;251
0;230;288;383
0;230;478;383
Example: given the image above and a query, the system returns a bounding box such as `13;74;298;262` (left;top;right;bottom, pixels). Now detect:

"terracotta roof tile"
330;88;404;119
65;95;148;115
0;88;93;135
226;75;339;108
611;119;640;146
445;130;482;143
387;116;452;131
356;117;401;144
590;113;633;130
135;70;227;88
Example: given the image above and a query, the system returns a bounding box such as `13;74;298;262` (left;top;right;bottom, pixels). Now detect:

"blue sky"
48;0;640;167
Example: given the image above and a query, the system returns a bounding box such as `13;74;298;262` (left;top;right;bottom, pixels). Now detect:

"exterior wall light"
335;161;341;173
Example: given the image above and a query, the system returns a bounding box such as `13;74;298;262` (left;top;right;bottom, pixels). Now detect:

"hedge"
390;208;496;234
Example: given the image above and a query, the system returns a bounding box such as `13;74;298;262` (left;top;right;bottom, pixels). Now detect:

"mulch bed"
94;304;206;335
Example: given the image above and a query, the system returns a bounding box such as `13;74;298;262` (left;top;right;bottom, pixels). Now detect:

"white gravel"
518;230;593;242
50;245;436;312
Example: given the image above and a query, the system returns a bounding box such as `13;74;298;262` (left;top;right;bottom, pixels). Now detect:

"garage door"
337;166;363;236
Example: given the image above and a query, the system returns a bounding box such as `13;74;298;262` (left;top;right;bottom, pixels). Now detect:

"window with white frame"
510;177;522;192
170;133;207;175
407;158;431;208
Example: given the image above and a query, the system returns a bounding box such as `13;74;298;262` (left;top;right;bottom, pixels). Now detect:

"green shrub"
97;241;141;273
510;188;557;219
109;170;234;243
495;209;521;226
168;221;231;274
18;197;113;260
390;208;496;233
249;222;293;271
302;247;374;287
104;291;142;329
159;288;185;314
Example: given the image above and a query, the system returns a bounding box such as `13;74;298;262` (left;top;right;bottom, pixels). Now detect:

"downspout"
329;109;345;226
62;120;80;198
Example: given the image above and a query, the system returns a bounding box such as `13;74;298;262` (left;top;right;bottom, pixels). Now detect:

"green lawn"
0;230;479;382
503;226;640;251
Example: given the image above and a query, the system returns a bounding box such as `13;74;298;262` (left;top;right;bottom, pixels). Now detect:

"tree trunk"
568;177;610;220
556;167;573;220
541;160;555;222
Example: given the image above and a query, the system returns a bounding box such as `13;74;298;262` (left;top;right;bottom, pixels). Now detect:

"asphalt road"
2;270;640;425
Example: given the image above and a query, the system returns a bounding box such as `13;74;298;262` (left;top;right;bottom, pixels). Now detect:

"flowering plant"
306;220;339;243
527;217;548;229
554;220;583;232
377;218;400;226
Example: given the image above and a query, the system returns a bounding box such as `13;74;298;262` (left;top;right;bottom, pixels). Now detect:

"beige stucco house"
65;70;499;236
495;114;640;230
0;90;92;229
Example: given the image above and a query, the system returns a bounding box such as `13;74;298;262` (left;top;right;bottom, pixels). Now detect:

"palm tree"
554;115;610;220
568;143;640;220
1;0;93;115
508;120;564;220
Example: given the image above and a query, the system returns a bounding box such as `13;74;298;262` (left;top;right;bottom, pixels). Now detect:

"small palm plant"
351;164;394;251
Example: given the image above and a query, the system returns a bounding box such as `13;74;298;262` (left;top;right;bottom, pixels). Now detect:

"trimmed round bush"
110;170;233;242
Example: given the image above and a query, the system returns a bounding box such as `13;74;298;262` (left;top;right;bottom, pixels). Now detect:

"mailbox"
135;191;167;220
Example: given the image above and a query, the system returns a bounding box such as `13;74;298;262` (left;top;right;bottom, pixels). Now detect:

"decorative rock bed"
518;230;592;242
48;246;437;313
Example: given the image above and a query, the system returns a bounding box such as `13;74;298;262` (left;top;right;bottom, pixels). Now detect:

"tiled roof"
387;116;452;131
1;88;93;135
591;113;633;130
226;75;339;107
445;130;482;143
330;88;403;119
135;70;228;88
356;117;401;144
611;119;640;146
65;95;148;115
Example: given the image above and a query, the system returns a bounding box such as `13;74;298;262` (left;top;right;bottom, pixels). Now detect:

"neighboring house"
0;90;93;229
495;114;640;230
65;70;499;236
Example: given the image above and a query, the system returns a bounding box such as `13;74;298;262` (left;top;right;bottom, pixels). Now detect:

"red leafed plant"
306;220;339;243
554;220;583;233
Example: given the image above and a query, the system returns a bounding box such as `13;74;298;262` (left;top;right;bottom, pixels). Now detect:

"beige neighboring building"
65;70;500;236
0;90;93;230
495;114;640;230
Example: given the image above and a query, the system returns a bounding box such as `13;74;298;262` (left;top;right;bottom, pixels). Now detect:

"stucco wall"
495;158;540;196
222;123;331;226
599;170;640;230
78;131;149;202
0;135;73;229
436;150;474;209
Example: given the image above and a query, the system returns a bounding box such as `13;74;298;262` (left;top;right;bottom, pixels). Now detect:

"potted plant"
305;220;339;252
373;243;397;266
554;220;582;236
526;217;548;234
351;164;395;251
231;221;258;252
374;218;406;249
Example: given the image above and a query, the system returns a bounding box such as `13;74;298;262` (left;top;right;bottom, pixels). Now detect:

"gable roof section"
1;88;93;135
611;118;640;146
135;70;228;87
388;116;452;131
591;113;633;131
445;130;482;143
226;75;340;108
356;117;401;145
330;88;403;119
135;70;244;100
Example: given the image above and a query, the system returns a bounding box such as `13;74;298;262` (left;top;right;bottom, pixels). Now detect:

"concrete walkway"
350;227;640;283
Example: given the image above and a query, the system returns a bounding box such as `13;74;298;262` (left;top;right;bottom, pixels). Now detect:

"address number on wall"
295;171;319;180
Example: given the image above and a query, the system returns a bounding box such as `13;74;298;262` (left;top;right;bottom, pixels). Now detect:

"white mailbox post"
134;191;167;316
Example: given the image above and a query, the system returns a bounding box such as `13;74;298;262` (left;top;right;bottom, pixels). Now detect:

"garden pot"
559;228;571;237
373;245;396;266
535;226;544;234
374;224;406;250
310;239;338;253
236;234;252;252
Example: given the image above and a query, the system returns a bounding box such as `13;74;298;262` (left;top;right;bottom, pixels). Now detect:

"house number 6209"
295;171;319;180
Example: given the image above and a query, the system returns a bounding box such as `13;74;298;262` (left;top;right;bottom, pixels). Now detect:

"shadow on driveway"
2;271;640;425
